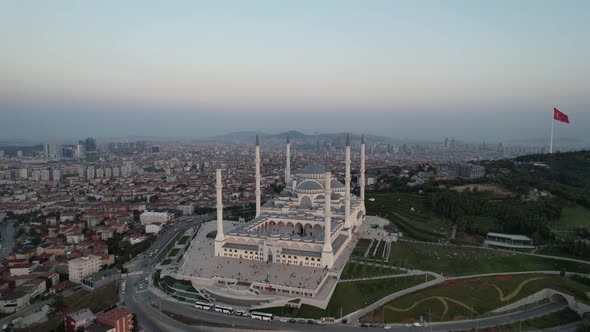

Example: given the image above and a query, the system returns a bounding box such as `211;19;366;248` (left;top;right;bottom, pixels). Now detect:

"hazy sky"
1;1;589;142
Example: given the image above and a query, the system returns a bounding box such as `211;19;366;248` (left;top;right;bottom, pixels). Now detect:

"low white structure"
140;211;173;225
68;255;101;283
485;232;534;249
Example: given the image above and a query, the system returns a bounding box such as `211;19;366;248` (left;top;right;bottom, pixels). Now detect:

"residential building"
140;211;173;224
65;308;95;332
68;255;101;283
96;307;134;332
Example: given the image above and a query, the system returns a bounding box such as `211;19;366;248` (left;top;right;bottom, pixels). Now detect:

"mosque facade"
213;133;367;269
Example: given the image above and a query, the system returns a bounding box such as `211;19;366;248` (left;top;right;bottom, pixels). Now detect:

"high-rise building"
87;166;95;179
75;144;85;159
41;170;50;181
44;143;63;160
85;138;97;162
31;170;41;181
19;168;28;179
16;150;23;158
52;169;61;182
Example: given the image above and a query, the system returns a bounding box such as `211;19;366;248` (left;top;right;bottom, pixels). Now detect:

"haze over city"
1;1;589;143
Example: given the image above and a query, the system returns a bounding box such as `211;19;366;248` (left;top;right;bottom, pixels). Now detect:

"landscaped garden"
340;260;403;280
388;241;590;276
360;274;590;323
352;238;372;257
365;193;450;242
260;275;427;319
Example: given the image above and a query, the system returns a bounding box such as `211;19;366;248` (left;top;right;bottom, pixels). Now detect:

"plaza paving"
178;220;359;291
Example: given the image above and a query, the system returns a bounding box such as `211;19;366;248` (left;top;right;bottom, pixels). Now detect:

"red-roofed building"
96;307;133;332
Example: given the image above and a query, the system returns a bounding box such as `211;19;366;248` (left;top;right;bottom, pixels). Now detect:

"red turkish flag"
553;108;570;123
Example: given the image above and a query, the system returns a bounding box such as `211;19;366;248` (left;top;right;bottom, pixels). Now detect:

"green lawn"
361;274;590;323
552;205;590;232
178;236;190;245
366;193;450;241
388;241;590;276
341;261;403;279
169;248;180;256
536;246;590;262
352;238;372;257
261;275;426;319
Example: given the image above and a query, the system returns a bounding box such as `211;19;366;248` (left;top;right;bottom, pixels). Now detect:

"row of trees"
427;190;559;242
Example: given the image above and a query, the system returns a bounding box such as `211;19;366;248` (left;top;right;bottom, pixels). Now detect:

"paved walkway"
339;274;446;323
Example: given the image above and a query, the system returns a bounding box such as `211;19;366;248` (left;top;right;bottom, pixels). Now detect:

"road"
121;216;573;331
126;285;568;332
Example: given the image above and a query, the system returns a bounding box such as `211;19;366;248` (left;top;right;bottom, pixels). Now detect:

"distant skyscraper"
444;137;449;148
85;137;97;162
16;150;23;157
44;143;63;159
75;144;85;159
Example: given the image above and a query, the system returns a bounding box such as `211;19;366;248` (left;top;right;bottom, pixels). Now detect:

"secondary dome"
297;180;323;191
331;179;345;188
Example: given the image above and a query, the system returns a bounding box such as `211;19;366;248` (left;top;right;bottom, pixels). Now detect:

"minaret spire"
255;132;261;217
323;156;333;267
215;168;225;243
360;133;366;203
285;134;291;183
344;133;351;230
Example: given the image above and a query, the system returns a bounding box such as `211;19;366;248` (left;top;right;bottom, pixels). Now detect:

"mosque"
213;133;367;269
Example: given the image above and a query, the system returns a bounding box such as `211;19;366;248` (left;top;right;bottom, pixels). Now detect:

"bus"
250;311;273;321
213;304;234;314
194;301;213;310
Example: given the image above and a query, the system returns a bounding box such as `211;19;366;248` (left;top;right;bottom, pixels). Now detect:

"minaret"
255;133;261;217
215;168;225;246
323;153;333;266
285;135;291;183
360;133;366;203
344;134;351;230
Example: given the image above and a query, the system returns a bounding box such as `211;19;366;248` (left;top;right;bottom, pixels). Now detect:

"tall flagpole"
549;115;554;154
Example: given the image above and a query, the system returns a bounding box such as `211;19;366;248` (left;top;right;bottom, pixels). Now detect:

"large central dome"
301;164;326;175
